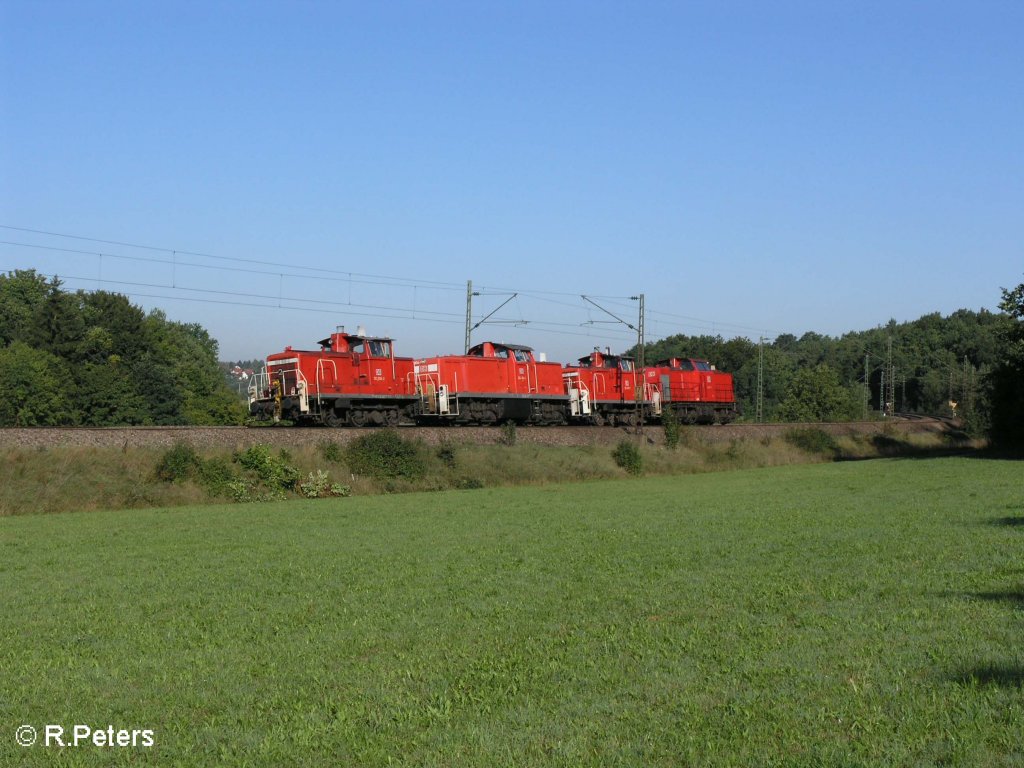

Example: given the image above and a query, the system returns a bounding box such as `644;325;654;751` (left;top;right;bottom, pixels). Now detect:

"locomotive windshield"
349;340;392;357
512;349;530;363
694;360;712;371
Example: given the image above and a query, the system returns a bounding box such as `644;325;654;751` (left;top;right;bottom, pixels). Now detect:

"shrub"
870;433;905;453
455;477;484;490
346;429;426;479
299;470;351;498
227;479;255;503
437;439;458;469
155;442;199;482
612;440;643;475
196;456;235;496
662;407;681;450
499;421;517;446
318;440;344;463
234;444;300;490
783;428;839;457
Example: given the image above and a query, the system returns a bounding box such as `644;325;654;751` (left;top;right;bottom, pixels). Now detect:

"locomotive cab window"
513;349;530;363
368;340;390;358
619;360;634;371
695;361;712;371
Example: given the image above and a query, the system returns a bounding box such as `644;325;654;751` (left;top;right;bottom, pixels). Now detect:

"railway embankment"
0;418;979;516
0;417;958;450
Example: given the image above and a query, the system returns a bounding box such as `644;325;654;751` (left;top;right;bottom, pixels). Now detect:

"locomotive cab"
576;349;635;371
467;341;535;362
318;332;393;360
657;357;713;372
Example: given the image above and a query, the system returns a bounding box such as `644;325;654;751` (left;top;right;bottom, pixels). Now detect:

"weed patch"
154;442;199;482
317;440;344;463
662;407;681;449
298;470;351;498
612;440;644;475
234;444;300;491
783;427;839;457
346;429;427;479
499;421;517;446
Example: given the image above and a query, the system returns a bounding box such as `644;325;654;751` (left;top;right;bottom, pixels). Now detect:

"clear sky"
2;1;1021;363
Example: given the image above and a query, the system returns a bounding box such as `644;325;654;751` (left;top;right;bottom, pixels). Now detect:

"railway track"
0;417;956;450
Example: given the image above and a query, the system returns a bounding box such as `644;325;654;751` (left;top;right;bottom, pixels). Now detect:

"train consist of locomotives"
248;327;738;427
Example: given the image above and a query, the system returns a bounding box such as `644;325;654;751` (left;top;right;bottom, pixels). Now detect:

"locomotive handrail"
561;371;592;417
314;359;338;398
248;366;269;404
414;371;440;413
644;382;662;415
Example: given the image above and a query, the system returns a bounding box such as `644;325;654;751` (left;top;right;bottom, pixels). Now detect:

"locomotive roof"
468;342;533;353
577;353;634;363
317;333;393;347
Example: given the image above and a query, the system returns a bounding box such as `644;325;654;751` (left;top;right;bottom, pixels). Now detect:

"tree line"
629;282;1024;447
0;270;243;426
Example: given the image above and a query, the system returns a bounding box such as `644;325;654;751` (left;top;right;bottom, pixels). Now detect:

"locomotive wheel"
590;411;605;427
323;408;344;427
384;409;399;427
348;409;368;427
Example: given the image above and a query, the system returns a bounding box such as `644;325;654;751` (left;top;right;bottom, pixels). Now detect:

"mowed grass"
2;457;1022;766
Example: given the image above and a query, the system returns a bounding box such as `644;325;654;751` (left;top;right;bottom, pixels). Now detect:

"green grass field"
2;457;1022;766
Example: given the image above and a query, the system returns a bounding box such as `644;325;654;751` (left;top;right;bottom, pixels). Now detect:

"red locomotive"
249;326;739;426
563;348;653;426
643;357;738;424
249;326;416;426
413;341;567;424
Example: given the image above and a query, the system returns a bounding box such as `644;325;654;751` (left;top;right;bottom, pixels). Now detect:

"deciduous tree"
988;282;1024;447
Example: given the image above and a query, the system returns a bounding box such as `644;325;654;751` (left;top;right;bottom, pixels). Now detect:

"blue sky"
2;1;1021;362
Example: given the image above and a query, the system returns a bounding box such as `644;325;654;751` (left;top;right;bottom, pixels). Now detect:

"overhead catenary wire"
0;242;644;341
1;224;777;348
21;271;634;343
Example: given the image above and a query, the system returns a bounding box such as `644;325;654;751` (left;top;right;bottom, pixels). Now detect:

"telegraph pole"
464;280;473;353
635;294;645;368
962;355;969;419
885;337;895;416
465;281;517;353
636;293;645;434
863;353;869;419
756;337;765;423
